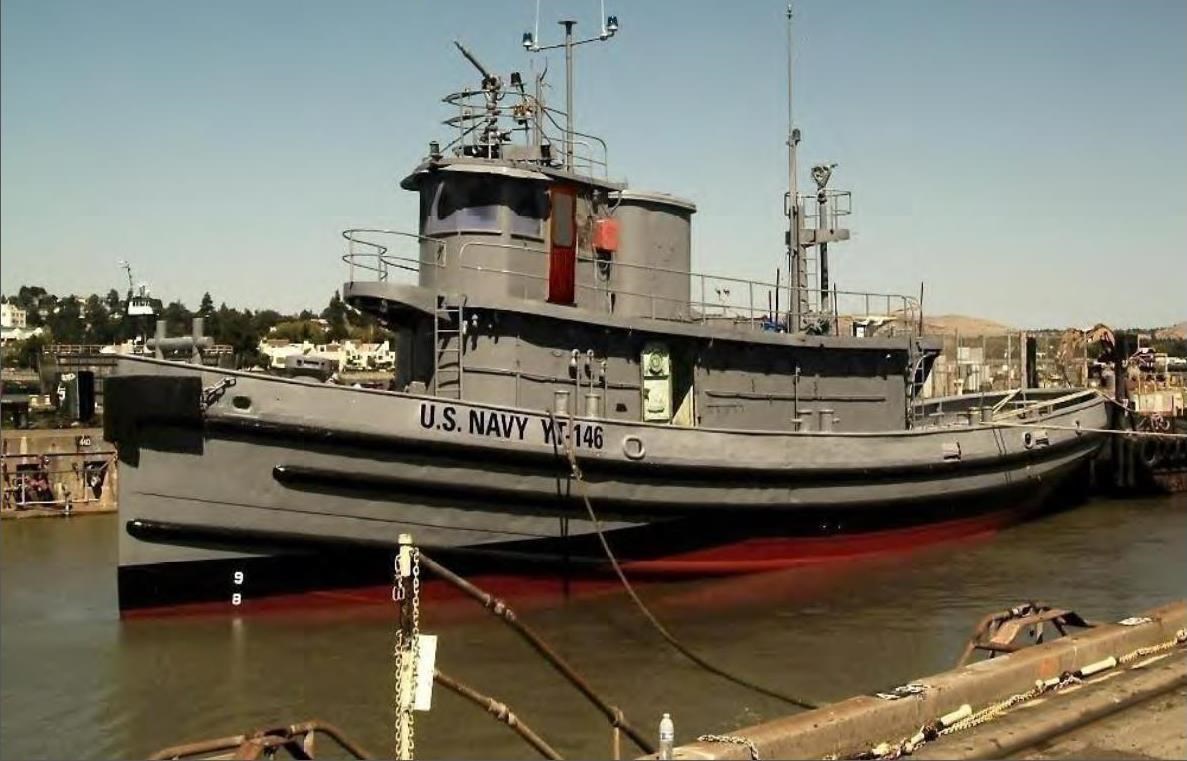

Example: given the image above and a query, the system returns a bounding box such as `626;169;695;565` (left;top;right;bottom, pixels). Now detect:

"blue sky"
2;0;1184;327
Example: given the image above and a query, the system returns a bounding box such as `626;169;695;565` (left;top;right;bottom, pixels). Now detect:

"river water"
2;495;1185;760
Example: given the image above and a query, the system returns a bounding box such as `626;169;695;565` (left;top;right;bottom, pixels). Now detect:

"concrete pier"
662;601;1187;760
918;651;1186;759
1003;681;1186;759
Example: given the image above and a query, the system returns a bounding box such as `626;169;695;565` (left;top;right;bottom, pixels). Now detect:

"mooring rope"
550;411;820;711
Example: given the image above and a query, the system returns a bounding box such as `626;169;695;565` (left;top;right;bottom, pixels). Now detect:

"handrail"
454;240;918;328
440;89;611;179
343;233;919;333
341;228;446;283
799;189;852;228
538;107;608;176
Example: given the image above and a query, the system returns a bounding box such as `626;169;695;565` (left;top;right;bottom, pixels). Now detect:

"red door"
548;186;576;305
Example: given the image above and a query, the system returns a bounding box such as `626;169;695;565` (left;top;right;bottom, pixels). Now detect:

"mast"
562;20;576;169
786;4;803;331
522;8;619;172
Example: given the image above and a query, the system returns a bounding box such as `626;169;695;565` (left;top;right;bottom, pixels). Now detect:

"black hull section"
118;469;1088;614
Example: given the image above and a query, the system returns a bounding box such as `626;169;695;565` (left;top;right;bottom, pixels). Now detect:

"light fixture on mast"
521;3;620;171
811;163;836;191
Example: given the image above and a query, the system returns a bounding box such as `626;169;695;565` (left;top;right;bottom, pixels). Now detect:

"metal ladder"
433;295;465;399
906;351;930;427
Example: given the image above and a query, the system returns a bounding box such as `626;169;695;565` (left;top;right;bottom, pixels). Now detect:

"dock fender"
103;375;204;466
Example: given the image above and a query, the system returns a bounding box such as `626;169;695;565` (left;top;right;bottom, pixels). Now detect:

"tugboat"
105;10;1108;612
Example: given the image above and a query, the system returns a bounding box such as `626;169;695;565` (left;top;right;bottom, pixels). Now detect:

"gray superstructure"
106;13;1108;612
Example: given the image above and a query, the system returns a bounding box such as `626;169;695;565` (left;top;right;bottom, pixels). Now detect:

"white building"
0;304;42;344
257;339;394;372
1;304;27;329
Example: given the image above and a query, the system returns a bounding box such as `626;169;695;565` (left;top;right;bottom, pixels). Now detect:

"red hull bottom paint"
620;506;1020;575
124;506;1024;620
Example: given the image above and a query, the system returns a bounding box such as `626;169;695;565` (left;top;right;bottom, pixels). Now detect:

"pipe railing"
1;456;115;510
439;91;611;179
341;228;447;284
453;242;919;332
341;231;920;333
799;189;852;229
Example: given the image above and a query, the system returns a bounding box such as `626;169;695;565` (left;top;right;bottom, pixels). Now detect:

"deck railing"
341;229;446;283
798;189;852;230
341;230;921;334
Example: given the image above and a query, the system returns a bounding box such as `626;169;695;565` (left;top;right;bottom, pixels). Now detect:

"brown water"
2;496;1186;760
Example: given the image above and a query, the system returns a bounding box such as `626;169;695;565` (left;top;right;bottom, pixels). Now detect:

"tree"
270;320;326;344
83;294;116;344
161;300;191;337
322;290;349;342
253;309;283;336
14;286;49;327
8;333;49;369
198;292;215;316
213;307;267;367
46;296;84;343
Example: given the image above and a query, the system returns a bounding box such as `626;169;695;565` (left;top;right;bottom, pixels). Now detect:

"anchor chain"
200;377;237;409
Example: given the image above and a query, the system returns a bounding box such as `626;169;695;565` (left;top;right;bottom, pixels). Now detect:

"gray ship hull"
107;356;1108;612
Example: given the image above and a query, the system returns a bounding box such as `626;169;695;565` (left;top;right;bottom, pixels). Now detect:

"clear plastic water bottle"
659;712;675;760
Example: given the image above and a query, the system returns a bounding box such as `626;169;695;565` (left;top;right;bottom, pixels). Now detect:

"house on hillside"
0;304;43;344
257;339;394;373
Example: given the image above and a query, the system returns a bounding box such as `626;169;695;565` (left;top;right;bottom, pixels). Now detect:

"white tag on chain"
413;635;437;711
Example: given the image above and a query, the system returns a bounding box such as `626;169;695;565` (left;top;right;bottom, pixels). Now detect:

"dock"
664;601;1186;760
0;427;117;517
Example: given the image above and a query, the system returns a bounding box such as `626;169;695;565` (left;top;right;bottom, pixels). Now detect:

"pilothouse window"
431;176;501;234
422;176;549;237
508;182;550;238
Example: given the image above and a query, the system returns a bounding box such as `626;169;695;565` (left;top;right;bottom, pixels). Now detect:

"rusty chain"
856;627;1187;759
393;545;422;759
697;733;761;760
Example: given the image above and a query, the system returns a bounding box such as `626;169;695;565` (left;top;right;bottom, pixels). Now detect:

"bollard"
191;317;205;364
154;321;166;359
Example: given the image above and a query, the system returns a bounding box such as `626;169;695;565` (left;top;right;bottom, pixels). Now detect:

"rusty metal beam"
418;550;655;755
434;668;564;760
